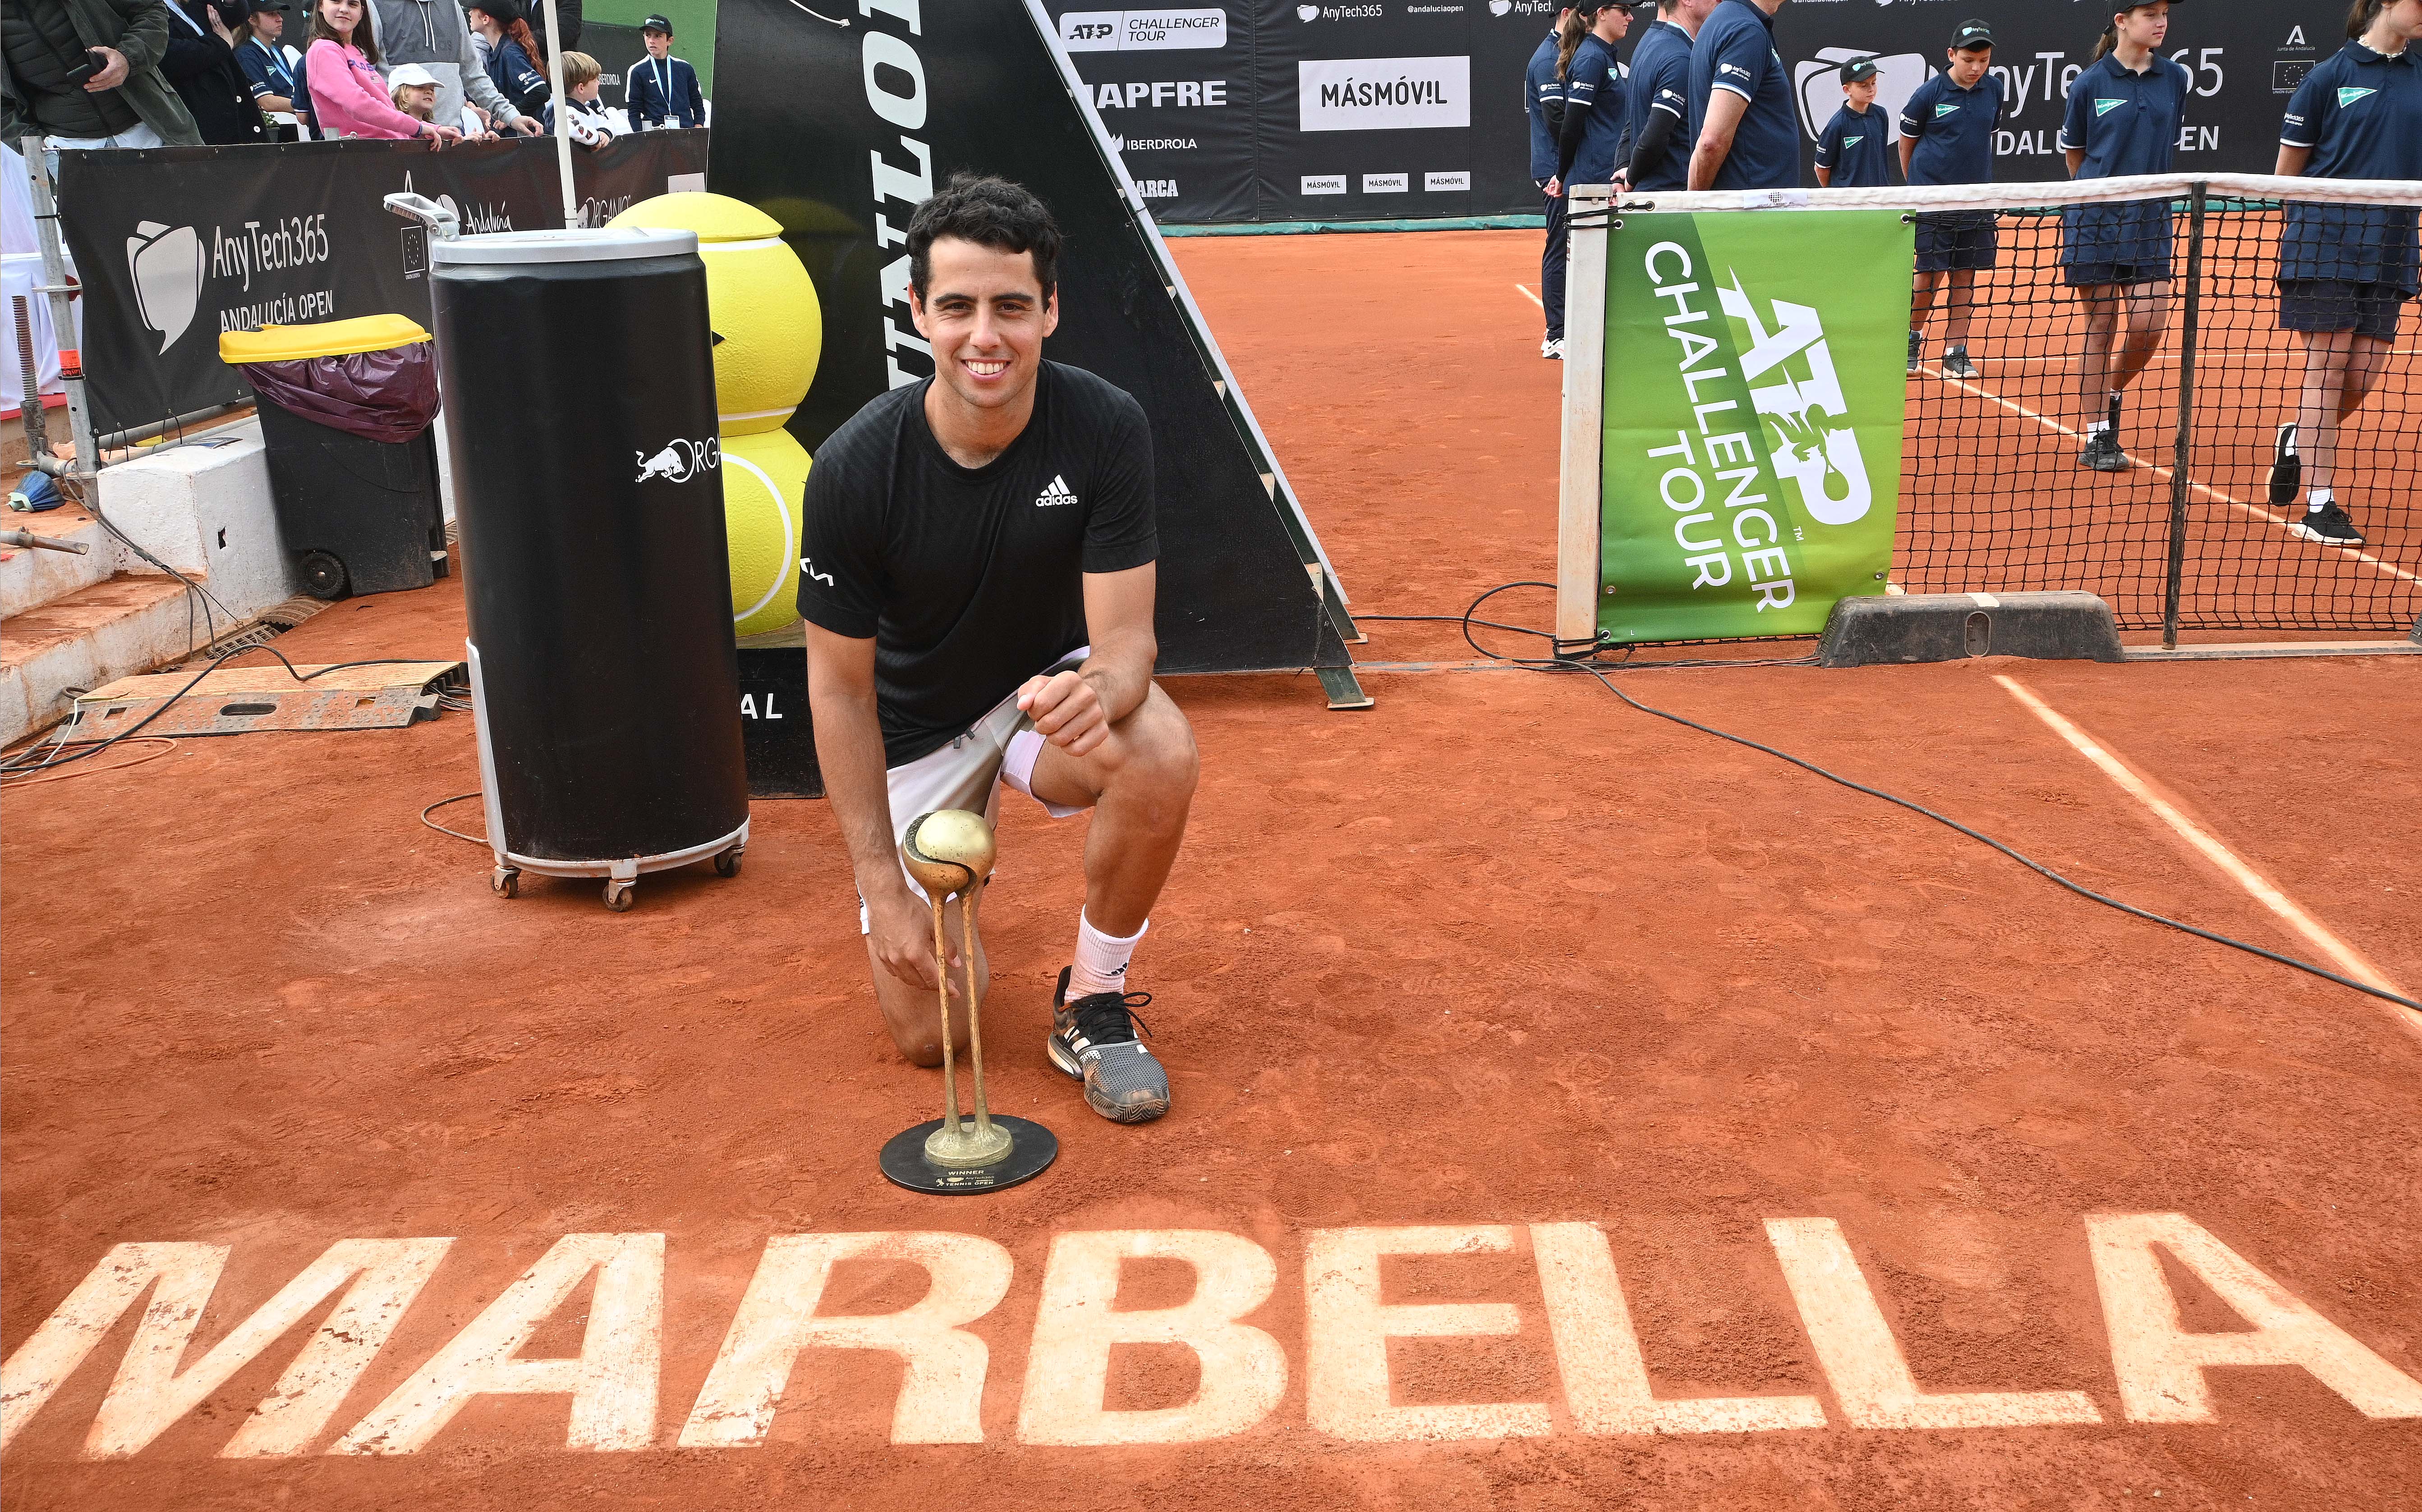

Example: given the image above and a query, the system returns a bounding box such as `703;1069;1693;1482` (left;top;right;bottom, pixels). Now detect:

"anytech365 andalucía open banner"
1599;211;1912;644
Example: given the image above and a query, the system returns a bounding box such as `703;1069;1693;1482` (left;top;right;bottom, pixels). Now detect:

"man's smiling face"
910;236;1059;417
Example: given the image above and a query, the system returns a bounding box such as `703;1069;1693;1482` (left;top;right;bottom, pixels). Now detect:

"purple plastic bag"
238;342;441;444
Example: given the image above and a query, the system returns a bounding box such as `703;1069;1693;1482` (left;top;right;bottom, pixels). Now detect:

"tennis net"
1601;172;2421;641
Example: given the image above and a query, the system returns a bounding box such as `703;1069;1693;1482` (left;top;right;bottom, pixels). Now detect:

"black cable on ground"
1364;582;2422;1018
420;792;487;845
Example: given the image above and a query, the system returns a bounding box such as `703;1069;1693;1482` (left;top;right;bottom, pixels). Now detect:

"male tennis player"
1687;0;1797;192
2266;0;2422;547
2059;2;2191;472
801;174;1196;1125
1900;20;2008;378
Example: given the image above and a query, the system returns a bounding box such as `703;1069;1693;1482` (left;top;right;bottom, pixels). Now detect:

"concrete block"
1819;591;2124;668
98;418;301;623
0;508;111;619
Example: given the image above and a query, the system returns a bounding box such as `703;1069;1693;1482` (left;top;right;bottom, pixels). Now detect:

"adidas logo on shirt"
1035;474;1078;507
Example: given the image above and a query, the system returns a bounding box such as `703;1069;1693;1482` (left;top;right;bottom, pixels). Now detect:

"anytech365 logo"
126;221;204;354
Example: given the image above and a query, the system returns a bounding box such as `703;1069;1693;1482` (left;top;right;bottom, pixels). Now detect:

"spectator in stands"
526;0;579;60
1687;0;1797;192
2265;0;2422;548
366;0;535;138
1900;20;2006;380
545;50;625;148
466;0;548;118
305;0;456;142
162;0;270;143
1525;5;1576;361
234;0;311;136
625;13;702;130
2;0;204;151
2059;2;2189;473
389;58;437;120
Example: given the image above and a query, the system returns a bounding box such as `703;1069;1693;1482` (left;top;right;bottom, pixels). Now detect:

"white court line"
1920;364;2422;588
1515;283;1544;309
1994;673;2418;1034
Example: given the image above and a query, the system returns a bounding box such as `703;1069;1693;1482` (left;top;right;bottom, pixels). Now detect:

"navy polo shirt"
1564;33;1629;186
1900;71;2005;187
1624;18;1694;192
1688;0;1799;191
1526;29;1564;183
2279;41;2422;292
1814;102;1893;187
2058;50;2191;270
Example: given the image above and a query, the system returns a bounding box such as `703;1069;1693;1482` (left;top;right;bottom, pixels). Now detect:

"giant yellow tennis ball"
611;192;821;435
721;428;810;637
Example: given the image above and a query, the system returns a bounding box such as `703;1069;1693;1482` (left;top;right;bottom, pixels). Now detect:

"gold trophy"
878;810;1059;1193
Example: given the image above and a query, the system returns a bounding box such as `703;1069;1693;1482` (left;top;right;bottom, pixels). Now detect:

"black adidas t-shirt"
797;361;1158;767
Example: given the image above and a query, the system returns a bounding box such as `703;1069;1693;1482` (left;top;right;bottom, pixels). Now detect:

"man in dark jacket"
1;0;203;148
161;0;267;144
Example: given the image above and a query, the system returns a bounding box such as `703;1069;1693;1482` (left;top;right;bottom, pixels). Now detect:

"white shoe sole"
2285;522;2363;546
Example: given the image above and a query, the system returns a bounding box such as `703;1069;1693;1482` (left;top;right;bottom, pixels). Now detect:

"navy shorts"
1915;214;1998;273
2064;260;2172;289
2279;279;2409;344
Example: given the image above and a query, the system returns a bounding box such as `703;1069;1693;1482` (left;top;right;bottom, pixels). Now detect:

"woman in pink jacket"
304;0;459;144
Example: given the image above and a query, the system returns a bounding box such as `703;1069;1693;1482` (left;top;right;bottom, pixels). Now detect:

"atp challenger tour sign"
1599;211;1911;643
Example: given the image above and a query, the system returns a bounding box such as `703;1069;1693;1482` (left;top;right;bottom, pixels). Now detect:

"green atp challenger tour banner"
1599;210;1912;643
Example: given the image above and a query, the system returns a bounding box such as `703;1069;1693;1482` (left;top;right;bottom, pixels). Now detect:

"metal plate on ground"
70;661;464;736
880;1115;1058;1195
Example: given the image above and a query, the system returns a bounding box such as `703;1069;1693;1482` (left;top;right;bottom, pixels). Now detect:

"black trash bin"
221;315;448;600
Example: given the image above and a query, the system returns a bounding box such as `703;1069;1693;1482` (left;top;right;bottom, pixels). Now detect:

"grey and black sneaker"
2269;422;2302;505
1048;967;1170;1124
2287;503;2364;546
1939;345;1979;379
1906;328;1923;376
2080;427;2128;472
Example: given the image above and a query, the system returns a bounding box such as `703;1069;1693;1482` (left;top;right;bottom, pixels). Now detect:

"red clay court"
4;229;2418;1509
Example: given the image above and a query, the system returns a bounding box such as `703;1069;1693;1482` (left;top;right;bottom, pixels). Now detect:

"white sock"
1069;911;1147;1000
2089;418;2110;435
2282;424;2300;456
2307;488;2334;513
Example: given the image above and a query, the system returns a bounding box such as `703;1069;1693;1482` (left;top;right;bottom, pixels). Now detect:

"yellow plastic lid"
219;314;431;364
608;191;784;243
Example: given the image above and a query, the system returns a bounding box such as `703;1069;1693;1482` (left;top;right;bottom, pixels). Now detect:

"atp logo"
1717;272;1872;527
125;220;204;355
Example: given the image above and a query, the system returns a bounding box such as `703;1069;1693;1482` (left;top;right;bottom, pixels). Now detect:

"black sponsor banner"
1042;0;2319;225
708;0;1350;781
581;22;654;115
1775;0;2325;186
57;131;709;435
572;128;712;225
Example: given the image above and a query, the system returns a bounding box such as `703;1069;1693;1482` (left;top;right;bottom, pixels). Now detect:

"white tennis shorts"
860;648;1091;932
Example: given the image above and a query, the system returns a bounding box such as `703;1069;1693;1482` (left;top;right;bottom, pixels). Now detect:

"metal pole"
21;140;101;497
2161;183;2205;651
540;0;577;225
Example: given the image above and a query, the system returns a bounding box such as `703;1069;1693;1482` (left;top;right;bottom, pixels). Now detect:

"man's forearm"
1080;629;1156;727
1687;128;1733;191
808;673;906;900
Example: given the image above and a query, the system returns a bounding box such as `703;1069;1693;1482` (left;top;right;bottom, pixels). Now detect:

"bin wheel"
299;551;348;600
604;879;636;912
714;845;743;878
491;866;519;898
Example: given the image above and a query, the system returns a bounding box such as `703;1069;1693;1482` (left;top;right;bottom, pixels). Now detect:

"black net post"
2162;182;2206;651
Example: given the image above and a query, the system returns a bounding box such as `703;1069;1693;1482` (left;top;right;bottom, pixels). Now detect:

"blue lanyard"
253;39;293;91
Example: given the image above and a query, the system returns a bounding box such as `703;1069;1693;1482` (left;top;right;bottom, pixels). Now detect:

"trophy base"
880;1115;1059;1194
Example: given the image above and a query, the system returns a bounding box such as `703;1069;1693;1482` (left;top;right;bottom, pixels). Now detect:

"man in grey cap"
365;0;537;136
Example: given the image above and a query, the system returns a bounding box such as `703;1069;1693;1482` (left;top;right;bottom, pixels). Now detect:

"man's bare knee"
1110;694;1199;810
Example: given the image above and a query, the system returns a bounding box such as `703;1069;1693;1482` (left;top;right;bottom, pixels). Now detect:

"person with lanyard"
1622;0;1716;195
234;0;308;137
1525;5;1576;360
1899;19;2007;379
2265;0;2422;547
1545;0;1630;220
1687;0;1797;191
1814;55;1893;189
626;13;703;131
2058;2;2191;473
802;175;1195;1127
